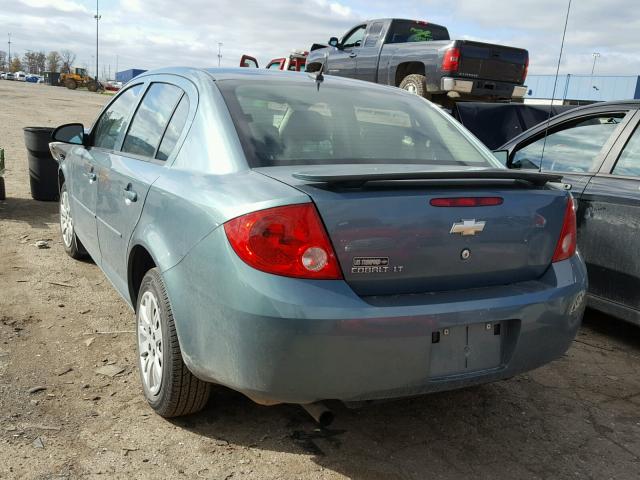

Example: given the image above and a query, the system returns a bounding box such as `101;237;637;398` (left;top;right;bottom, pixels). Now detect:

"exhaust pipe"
301;402;334;427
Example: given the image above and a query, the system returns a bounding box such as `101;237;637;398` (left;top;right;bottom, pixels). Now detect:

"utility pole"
7;33;11;67
94;0;101;81
591;52;600;75
217;42;223;67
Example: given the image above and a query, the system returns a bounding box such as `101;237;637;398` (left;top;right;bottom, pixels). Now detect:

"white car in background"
15;71;27;81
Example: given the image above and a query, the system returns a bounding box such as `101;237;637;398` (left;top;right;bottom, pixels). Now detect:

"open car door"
240;55;259;68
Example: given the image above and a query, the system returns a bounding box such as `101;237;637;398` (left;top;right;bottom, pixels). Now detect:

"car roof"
134;66;406;93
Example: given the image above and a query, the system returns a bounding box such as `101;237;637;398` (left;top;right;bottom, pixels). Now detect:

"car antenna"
539;0;572;173
313;53;328;90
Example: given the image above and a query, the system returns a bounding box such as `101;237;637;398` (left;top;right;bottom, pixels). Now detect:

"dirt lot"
1;80;639;480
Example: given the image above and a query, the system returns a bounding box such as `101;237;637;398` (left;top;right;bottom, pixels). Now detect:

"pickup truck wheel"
59;183;87;259
136;268;211;417
399;74;431;99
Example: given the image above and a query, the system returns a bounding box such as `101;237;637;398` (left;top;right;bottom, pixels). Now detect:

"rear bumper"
441;77;527;99
164;227;587;404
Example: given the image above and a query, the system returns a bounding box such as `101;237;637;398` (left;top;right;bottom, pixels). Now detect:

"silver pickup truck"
306;19;529;106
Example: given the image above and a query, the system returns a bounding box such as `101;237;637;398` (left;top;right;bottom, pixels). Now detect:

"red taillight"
430;197;503;207
442;47;460;72
552;196;577;263
223;204;342;280
522;56;529;83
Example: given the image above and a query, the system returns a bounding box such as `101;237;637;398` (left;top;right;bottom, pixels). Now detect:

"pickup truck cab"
306;18;529;106
240;51;307;72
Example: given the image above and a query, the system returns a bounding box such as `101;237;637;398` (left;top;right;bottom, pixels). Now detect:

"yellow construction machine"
59;67;102;92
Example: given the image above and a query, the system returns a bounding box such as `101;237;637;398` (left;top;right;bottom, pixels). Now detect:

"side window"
342;26;366;49
122;83;183;158
92;84;144;150
156;95;190;161
364;22;384;48
612;125;640;177
511;113;626;172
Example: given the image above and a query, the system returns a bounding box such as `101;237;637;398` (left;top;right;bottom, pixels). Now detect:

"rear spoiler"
292;169;562;187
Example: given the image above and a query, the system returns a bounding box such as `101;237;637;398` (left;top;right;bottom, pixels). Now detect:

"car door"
327;25;366;78
354;21;385;82
72;85;145;262
578;110;640;318
508;110;635;199
66;141;100;261
93;79;192;299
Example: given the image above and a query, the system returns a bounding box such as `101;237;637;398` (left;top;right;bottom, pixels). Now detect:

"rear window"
386;20;450;44
217;79;498;169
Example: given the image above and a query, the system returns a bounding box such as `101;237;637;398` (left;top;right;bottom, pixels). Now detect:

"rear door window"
511;113;626;172
92;84;144;150
386;20;450;43
156;95;190;161
612;124;640;177
122;83;184;158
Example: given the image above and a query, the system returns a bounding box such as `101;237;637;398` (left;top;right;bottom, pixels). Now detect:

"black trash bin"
23;127;59;201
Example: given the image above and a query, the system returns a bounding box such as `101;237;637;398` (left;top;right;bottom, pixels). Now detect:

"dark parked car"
498;100;640;325
306;18;529;105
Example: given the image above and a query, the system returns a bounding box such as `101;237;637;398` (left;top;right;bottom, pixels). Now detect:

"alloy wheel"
138;291;164;395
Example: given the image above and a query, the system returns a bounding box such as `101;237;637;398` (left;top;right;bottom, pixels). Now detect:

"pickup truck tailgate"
456;41;528;84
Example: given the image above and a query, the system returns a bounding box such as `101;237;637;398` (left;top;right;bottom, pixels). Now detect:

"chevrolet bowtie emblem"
450;219;486;236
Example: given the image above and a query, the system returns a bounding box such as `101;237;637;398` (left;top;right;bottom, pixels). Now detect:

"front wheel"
136;268;211;417
59;183;87;259
399;74;431;100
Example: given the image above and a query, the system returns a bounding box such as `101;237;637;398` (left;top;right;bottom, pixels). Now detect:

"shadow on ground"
0;196;58;229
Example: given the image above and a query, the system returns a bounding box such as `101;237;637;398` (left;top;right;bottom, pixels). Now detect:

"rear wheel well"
129;246;156;309
395;62;425;86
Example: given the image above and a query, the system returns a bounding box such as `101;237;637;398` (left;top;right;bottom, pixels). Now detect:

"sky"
1;0;639;79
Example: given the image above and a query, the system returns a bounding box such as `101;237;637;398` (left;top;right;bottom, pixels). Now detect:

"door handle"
349;52;357;58
123;186;138;203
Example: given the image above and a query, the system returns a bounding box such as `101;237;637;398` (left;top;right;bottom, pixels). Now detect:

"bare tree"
23;52;38;73
34;51;46;74
46;51;62;72
0;50;7;71
60;49;76;73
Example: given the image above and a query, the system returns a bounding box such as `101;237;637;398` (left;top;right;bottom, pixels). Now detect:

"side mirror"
328;37;339;48
52;123;85;145
492;149;509;166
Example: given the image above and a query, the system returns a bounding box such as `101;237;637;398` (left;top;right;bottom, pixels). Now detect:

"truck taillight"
442;48;460;72
224;204;343;280
552;196;577;263
522;56;529;83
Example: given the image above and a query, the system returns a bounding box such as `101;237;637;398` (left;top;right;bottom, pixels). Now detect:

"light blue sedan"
50;68;587;420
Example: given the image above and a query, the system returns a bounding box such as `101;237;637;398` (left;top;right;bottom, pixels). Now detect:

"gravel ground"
1;80;639;480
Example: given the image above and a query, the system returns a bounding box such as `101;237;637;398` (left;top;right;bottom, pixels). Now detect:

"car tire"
65;78;77;90
136;268;211;417
59;183;87;259
399;74;431;99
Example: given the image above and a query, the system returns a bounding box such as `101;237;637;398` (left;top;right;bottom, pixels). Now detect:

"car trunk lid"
256;165;567;296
